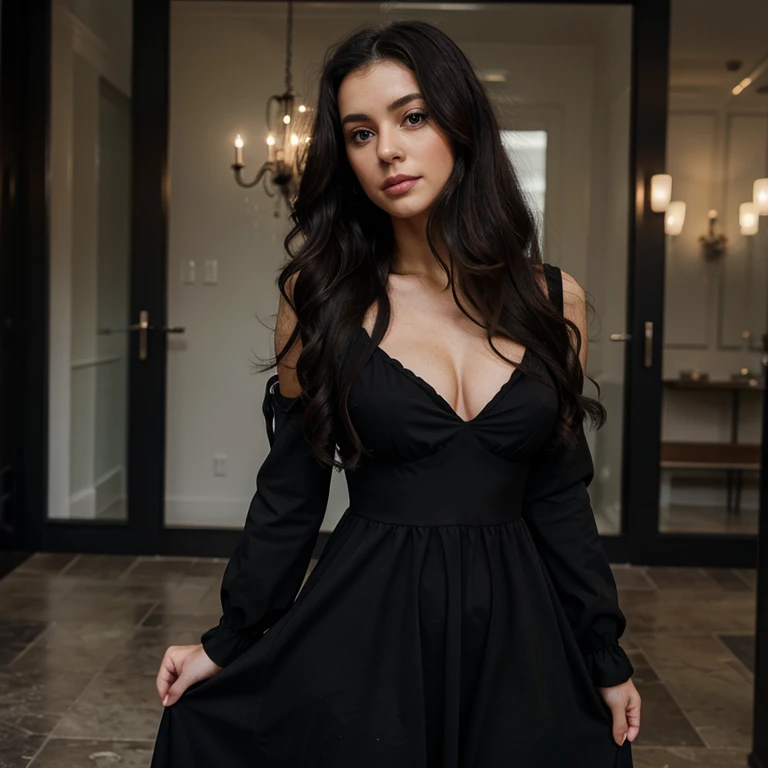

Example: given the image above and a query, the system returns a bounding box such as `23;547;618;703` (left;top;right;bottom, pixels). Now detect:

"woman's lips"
382;177;420;196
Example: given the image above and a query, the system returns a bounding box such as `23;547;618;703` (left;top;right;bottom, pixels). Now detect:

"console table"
661;376;764;515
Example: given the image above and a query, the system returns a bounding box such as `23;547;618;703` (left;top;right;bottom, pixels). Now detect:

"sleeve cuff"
200;622;263;669
582;639;635;688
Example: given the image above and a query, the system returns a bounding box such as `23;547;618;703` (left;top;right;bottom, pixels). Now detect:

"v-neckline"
357;325;528;425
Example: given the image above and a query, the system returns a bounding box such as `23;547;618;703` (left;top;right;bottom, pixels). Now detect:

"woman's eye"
405;111;428;126
350;112;429;144
351;128;373;143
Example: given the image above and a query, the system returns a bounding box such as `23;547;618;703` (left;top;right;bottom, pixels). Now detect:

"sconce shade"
651;174;672;212
664;200;686;235
740;201;759;235
754;178;768;215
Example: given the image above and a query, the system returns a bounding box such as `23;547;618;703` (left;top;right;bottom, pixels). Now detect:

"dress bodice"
342;326;560;526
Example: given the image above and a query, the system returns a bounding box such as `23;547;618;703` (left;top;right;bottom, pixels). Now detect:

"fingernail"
621;733;627;745
163;695;169;706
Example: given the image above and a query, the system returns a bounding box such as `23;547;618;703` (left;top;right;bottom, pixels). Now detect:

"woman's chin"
383;198;432;219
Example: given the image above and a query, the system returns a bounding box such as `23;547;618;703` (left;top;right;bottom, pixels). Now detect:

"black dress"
150;263;635;767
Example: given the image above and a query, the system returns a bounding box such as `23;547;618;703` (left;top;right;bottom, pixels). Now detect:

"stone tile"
52;668;163;741
0;572;80;601
61;580;167;601
1;595;156;627
140;609;221;634
0;554;757;767
619;591;755;634
733;569;757;589
618;628;639;651
0;666;94;734
632;679;704;747
645;567;722;591
702;568;753;592
30;738;155;767
634;634;752;749
633;746;750;767
0;621;49;666
188;559;228;578
0;720;47;768
9;622;136;676
200;583;224;610
12;553;79;575
65;554;137;580
121;557;196;585
716;634;755;674
613;567;656;591
724;658;754;685
103;626;202;676
625;648;659;683
156;580;216;614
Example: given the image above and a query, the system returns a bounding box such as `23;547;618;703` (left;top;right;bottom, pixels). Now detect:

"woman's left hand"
597;678;641;746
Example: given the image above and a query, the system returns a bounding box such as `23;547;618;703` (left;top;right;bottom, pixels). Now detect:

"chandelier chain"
285;0;293;93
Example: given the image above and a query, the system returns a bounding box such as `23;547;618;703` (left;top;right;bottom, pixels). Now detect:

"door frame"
14;0;757;567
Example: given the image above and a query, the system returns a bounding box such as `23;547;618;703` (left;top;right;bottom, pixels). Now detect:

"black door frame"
13;0;759;565
1;0;50;572
753;377;768;768
0;0;40;578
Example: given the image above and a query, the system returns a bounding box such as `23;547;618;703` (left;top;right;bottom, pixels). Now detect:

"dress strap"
541;263;564;315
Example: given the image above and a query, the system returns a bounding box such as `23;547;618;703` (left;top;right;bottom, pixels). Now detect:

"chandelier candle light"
230;0;313;213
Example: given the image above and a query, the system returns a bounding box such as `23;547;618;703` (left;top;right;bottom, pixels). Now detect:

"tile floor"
0;554;758;767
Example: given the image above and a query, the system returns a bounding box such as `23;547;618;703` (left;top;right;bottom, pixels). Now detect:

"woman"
151;19;641;767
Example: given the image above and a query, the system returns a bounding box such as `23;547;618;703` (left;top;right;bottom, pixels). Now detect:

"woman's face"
337;59;454;219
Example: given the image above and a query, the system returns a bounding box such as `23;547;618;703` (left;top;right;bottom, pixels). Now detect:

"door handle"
98;310;186;361
609;325;654;368
644;321;653;368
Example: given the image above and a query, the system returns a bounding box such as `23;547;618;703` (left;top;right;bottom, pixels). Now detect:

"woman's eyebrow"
340;92;424;127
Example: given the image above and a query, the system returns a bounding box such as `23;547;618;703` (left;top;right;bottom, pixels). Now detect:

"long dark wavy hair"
254;19;606;471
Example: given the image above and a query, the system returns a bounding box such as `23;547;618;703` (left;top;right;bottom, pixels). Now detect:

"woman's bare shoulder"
559;269;588;370
275;272;303;398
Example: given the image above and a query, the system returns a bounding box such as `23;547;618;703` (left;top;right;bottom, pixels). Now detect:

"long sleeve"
521;421;635;688
200;373;333;668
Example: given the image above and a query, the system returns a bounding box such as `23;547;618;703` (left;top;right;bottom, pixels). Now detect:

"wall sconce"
651;174;673;212
664;201;686;235
699;209;728;259
754;178;768;215
739;202;759;235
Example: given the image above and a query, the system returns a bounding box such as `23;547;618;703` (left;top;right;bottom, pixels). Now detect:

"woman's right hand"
156;643;223;707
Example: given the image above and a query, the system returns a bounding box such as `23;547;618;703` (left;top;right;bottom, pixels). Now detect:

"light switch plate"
204;259;218;285
182;260;195;284
213;453;227;477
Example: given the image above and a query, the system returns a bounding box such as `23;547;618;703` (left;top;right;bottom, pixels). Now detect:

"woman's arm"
523;265;635;688
200;278;333;668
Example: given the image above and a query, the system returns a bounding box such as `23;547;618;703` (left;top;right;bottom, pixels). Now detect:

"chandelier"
230;0;313;214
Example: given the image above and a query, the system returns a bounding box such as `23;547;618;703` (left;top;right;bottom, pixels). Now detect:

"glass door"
44;0;177;553
643;0;765;567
